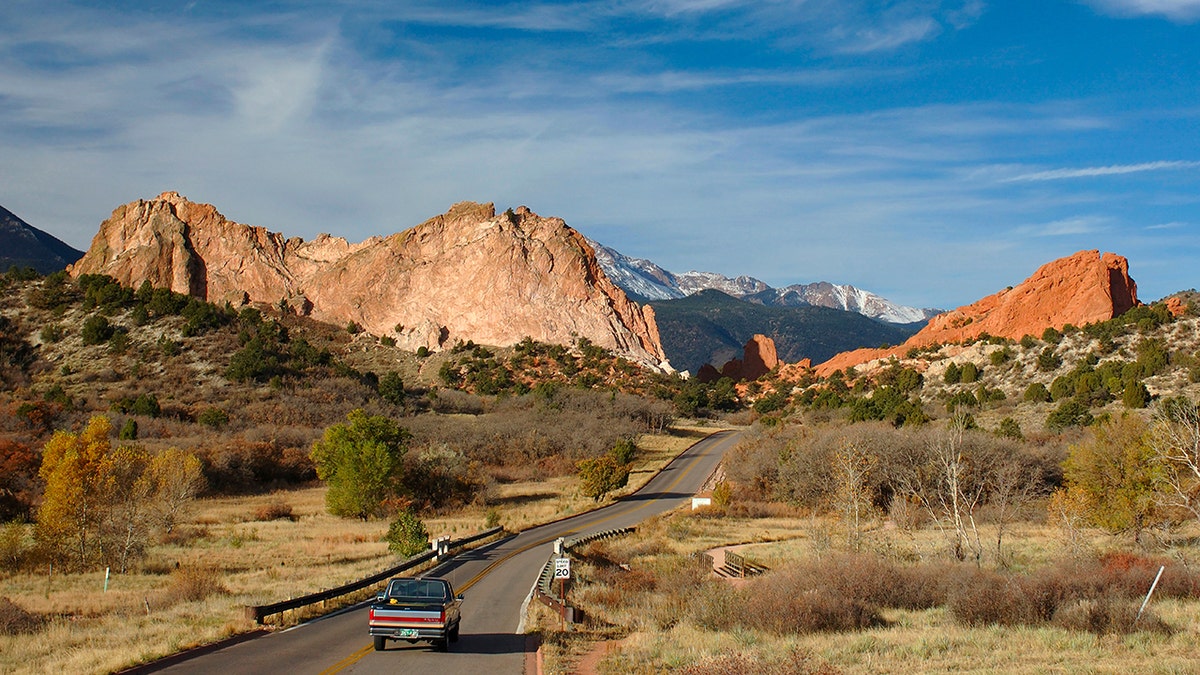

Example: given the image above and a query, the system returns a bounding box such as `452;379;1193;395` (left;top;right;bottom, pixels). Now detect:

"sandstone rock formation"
1166;296;1186;317
699;334;779;382
815;250;1140;376
69;192;668;367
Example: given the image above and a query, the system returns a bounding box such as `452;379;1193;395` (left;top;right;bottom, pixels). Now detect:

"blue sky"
2;0;1199;309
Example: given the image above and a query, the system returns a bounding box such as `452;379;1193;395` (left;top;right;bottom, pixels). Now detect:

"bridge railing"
533;526;636;623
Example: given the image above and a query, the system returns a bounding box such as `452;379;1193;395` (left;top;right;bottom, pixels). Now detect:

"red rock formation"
700;334;779;382
695;364;722;382
815;250;1140;376
1166;296;1187;317
739;334;778;380
69;192;669;367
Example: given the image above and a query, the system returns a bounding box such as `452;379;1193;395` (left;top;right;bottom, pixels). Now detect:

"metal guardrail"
563;526;636;552
533;527;636;624
244;526;504;624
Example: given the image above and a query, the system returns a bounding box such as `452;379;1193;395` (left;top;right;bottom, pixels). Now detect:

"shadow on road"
379;633;530;656
620;490;692;501
433;535;517;577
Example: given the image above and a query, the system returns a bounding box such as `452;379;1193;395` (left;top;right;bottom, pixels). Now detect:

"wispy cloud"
1003;160;1200;182
1083;0;1200;22
832;17;942;54
1013;216;1110;237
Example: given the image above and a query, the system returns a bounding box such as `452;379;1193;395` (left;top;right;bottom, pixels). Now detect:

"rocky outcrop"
815;250;1140;376
1166;296;1187;317
69;192;669;367
699;334;779;382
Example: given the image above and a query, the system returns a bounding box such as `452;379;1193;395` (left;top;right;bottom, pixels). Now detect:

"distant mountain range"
589;240;942;324
0;205;83;274
647;289;923;375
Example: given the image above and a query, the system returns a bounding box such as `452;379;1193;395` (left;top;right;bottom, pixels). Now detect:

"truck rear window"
387;579;448;600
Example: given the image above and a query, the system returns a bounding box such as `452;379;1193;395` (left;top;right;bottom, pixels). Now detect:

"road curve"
150;429;741;675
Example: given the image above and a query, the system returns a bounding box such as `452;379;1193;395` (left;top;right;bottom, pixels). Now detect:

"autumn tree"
36;416;118;569
1061;414;1164;544
148;448;207;534
35;417;207;571
310;409;411;519
0;439;39;521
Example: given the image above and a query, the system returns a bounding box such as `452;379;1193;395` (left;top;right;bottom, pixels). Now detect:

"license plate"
394;628;419;638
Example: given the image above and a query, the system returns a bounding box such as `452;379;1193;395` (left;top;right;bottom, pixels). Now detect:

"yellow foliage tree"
36;416;208;571
36;416;118;570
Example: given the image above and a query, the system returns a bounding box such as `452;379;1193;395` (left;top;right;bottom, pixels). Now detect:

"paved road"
151;429;740;675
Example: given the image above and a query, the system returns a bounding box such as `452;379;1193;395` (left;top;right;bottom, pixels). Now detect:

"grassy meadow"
529;506;1200;674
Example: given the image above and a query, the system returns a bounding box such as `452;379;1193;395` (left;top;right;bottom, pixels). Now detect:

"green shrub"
379;372;406;405
1047;399;1093;430
610;438;637;465
39;324;64;343
198;407;229;429
943;362;962;384
997;417;1023;440
81;315;114;345
577;455;630;501
960;362;980;384
119;418;138;440
1037;347;1062;372
384;511;429;557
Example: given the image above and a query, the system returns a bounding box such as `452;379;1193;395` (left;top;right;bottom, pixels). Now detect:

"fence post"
1135;565;1166;626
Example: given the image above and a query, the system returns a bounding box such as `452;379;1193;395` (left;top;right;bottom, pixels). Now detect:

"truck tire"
450;622;460;643
373;636;386;652
435;638;449;652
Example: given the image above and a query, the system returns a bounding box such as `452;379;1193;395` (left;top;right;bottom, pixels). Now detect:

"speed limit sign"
554;557;571;579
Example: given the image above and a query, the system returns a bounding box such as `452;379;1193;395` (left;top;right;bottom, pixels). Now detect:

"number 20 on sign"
554;557;571;579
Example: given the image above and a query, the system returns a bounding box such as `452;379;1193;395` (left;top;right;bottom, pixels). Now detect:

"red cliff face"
815;250;1140;376
69;192;669;368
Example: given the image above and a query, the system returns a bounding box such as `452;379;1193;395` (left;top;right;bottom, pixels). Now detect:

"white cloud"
1004;160;1200;182
1082;0;1200;21
1013;216;1110;237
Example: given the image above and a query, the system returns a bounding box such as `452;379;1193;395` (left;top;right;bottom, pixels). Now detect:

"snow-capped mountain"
589;239;941;324
588;241;684;301
675;271;771;297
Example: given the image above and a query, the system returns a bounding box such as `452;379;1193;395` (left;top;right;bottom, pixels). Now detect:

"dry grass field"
529;508;1200;674
0;424;722;674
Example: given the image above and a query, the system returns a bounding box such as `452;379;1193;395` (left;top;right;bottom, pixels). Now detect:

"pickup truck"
369;576;463;652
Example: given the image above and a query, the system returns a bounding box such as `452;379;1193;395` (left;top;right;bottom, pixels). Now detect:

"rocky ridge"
69;193;668;368
815;250;1141;376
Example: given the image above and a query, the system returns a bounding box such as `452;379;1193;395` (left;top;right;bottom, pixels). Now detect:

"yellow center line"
318;431;729;674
